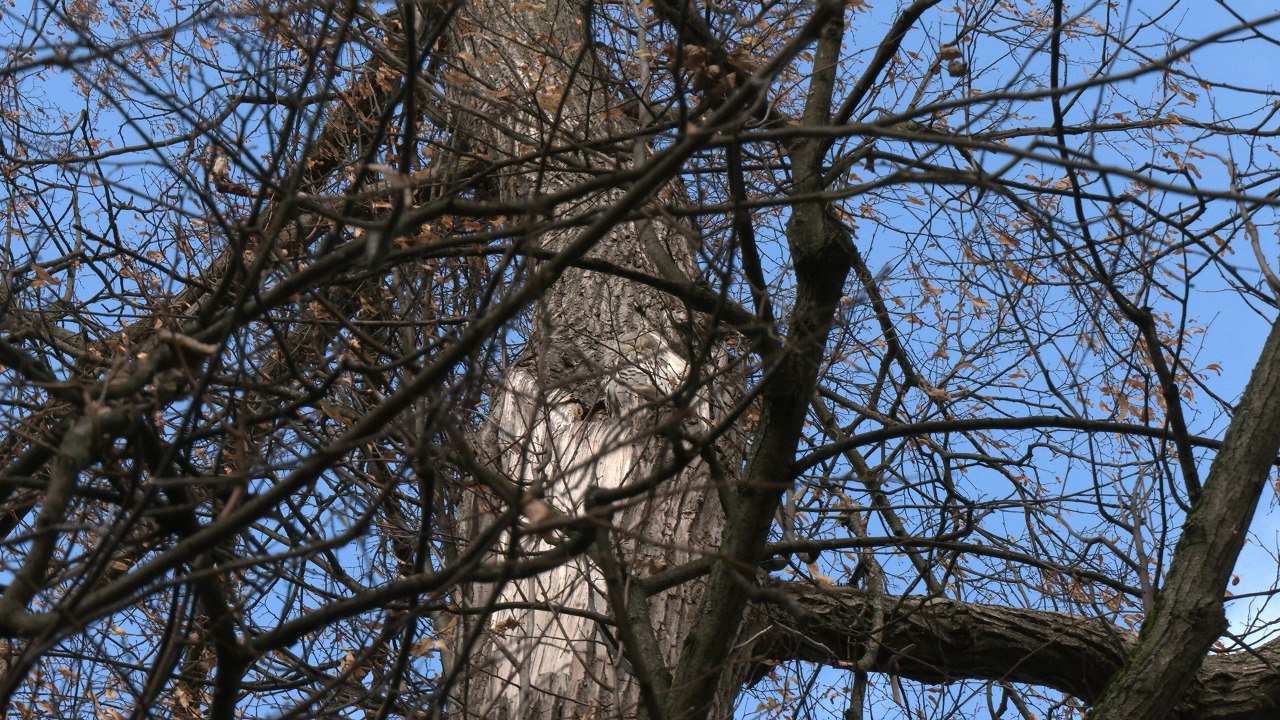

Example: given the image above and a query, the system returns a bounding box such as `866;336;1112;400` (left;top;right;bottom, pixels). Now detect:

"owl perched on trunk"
603;330;687;412
203;144;229;180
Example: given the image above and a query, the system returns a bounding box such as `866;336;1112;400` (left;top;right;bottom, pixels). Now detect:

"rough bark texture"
756;583;1280;720
1088;315;1280;719
440;1;738;717
663;9;849;718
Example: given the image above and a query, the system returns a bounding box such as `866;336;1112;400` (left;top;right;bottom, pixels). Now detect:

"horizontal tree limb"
753;582;1280;720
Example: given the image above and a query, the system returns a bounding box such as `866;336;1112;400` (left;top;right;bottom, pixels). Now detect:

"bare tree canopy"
4;0;1280;718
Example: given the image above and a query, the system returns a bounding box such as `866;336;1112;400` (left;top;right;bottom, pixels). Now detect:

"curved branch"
755;583;1280;720
798;415;1252;474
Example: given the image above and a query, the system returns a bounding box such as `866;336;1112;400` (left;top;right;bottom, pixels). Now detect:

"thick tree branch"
1086;313;1280;720
756;583;1280;720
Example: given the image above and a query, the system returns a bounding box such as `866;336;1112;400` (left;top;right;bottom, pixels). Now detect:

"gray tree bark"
438;1;740;717
756;582;1280;720
1087;315;1280;718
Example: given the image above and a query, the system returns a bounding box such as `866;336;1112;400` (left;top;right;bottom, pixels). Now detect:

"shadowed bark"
758;583;1280;720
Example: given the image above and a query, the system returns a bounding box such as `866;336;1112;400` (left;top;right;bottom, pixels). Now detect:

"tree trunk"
439;1;740;717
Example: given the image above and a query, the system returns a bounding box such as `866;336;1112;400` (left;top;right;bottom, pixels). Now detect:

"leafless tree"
3;0;1280;718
